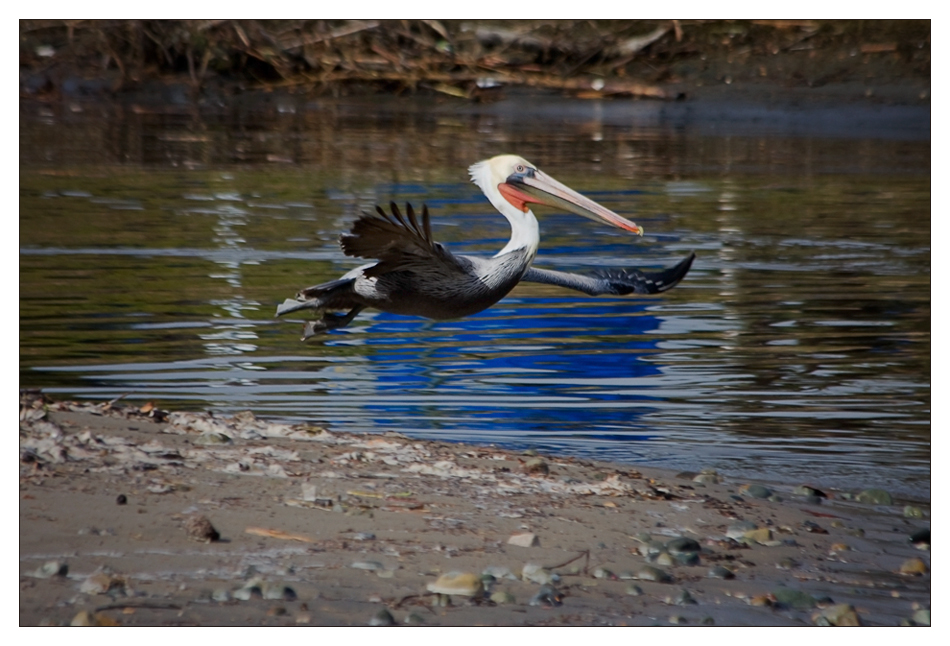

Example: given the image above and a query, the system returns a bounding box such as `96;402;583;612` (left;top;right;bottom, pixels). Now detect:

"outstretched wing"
521;252;695;296
340;202;466;278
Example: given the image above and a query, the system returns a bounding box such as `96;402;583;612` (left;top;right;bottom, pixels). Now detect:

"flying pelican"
277;155;694;339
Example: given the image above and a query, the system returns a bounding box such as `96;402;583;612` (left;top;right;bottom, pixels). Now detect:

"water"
19;94;930;499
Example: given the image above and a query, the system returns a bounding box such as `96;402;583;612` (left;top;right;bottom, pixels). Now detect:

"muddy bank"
19;394;930;626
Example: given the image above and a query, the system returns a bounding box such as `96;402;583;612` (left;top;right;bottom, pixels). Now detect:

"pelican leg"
301;306;366;340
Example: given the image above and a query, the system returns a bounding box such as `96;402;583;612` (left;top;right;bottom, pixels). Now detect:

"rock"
426;571;483;596
909;527;930;549
654;552;675;566
523;457;549;475
794;485;827;498
212;588;230;602
193;432;233;445
739;483;772;499
667;589;697;605
856;488;892;505
692;470;721;485
899;557;927;575
522;563;559;585
29;560;68;579
405;612;426;625
744;528;773;544
351;560;385;571
903;505;924;519
725;521;757;539
776;557;800;570
369;608;396;626
635;565;672;583
911;608;931;626
483;565;517;580
507;532;540;548
490;590;516;604
829;542;851;553
773;587;817;610
183;515;220;543
665;537;701;565
707;565;735;580
263;583;297;601
669;615;687;624
592;566;615;579
70;610;119;627
813;604;861;626
79;571;126;596
353;532;375;541
625;584;644;596
116;494;127;505
529;584;563;607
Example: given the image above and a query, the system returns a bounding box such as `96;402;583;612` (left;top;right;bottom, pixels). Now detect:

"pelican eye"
515;164;525;173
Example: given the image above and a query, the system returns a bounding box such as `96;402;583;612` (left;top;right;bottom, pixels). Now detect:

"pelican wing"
340;202;466;278
521;252;695;296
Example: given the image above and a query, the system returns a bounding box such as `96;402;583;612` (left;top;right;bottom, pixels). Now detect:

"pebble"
624;584;644;596
70;610;119;627
911;608;931;626
193;432;233;445
692;470;721;485
899;557;927;575
483;565;517;580
669;615;687;624
528;584;563;607
79;571;126;596
592;566;615;580
116;494;127;505
903;505;924;519
813;604;861;626
776;557;800;570
739;483;772;499
490;590;516;604
263;583;297;601
743;528;773;544
856;488;892;505
426;571;483;596
233;584;262;601
654;552;675;567
707;565;735;580
353;532;375;541
793;485;827;498
829;542;851;553
910;527;930;549
507;532;540;548
635;565;672;583
667;589;697;605
212;588;230;602
29;560;68;579
772;587;817;610
405;612;426;625
184;515;220;543
522;563;559;585
523;457;549;475
351;560;385;571
725;521;757;539
369;608;396;626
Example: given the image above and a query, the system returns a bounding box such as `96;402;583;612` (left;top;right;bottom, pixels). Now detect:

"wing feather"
340;202;465;278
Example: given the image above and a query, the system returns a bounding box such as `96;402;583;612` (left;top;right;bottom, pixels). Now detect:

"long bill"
503;169;644;236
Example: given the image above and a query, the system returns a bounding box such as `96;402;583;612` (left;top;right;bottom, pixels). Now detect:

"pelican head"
469;154;644;236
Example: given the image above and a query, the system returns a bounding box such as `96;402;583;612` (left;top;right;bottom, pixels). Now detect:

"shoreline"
20;393;930;626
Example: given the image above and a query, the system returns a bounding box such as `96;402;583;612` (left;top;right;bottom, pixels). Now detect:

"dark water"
19;94;930;499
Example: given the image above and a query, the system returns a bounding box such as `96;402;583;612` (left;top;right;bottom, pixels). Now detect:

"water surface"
20;94;930;498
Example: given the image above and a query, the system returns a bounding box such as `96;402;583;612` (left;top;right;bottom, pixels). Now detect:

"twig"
545;549;590;573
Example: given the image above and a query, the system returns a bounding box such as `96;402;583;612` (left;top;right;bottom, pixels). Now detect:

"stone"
813;604;861;626
522;563;559;585
426;571;483;596
369;608;396;626
773;587;817;610
899;557;927;575
903;505;924;519
856;488;892;505
739;483;772;499
507;532;540;548
635;565;672;583
490;590;516;604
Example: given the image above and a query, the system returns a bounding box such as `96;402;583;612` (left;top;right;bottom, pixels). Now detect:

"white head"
468;155;644;236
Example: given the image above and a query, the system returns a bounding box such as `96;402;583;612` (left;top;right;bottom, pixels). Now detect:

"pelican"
277;155;694;339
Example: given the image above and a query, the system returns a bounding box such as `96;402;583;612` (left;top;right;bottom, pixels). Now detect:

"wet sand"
19;394;930;627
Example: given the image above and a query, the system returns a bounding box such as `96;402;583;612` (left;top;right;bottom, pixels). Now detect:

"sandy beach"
19;392;930;627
